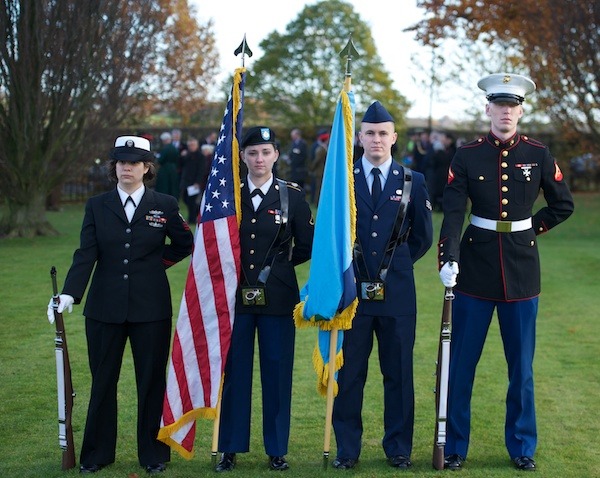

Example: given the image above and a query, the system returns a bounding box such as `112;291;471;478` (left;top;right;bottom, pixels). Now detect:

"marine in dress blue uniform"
216;127;314;472
54;136;193;474
438;74;574;471
332;102;433;470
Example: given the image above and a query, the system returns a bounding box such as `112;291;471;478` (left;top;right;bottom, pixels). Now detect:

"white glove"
47;294;74;324
439;261;459;288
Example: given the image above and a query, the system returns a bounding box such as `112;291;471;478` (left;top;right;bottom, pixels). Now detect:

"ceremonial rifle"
50;266;76;470
432;283;454;470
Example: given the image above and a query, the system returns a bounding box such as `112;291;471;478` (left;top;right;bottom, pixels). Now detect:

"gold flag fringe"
312;338;344;397
157;406;216;459
293;298;358;331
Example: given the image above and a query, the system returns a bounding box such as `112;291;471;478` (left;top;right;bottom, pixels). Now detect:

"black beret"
241;126;277;148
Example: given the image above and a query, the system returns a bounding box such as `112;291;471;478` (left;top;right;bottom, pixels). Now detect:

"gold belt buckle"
495;221;512;233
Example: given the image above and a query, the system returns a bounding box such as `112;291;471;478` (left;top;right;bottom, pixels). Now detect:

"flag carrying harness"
353;168;413;300
240;179;290;306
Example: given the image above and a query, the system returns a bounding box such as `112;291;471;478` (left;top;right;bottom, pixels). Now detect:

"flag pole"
322;36;359;470
210;378;223;466
210;35;253;465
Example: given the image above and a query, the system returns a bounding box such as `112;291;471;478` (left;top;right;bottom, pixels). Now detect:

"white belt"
470;215;532;233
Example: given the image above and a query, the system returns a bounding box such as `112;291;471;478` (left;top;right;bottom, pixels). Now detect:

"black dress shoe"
215;453;236;472
513;456;536;471
387;455;412;469
332;457;358;470
145;462;166;474
268;456;289;471
79;464;104;474
444;454;465;470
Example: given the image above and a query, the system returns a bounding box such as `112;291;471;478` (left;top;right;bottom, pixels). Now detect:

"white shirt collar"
117;185;145;206
247;175;273;196
361;156;393;181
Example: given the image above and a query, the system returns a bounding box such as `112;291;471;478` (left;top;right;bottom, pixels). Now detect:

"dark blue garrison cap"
362;101;394;123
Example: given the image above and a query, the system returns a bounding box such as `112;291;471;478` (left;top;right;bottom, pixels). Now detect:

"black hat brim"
487;93;524;105
109;147;154;162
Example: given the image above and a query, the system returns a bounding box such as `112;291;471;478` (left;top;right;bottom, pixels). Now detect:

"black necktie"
250;189;264;198
371;168;382;205
124;196;136;207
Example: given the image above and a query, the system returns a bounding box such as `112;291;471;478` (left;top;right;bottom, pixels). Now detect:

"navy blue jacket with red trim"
438;131;574;301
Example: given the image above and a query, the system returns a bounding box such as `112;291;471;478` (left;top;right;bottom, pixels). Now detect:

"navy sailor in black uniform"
438;74;574;472
49;136;193;474
331;102;433;470
215;126;314;472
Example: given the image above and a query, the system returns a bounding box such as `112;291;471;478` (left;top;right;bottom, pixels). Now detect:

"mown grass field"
0;193;598;477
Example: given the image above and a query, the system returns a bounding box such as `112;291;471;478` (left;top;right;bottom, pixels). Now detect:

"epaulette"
461;137;485;149
284;181;302;192
520;135;546;148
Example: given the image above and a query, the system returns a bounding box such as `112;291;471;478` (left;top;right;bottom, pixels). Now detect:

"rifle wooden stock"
50;267;76;470
432;286;454;470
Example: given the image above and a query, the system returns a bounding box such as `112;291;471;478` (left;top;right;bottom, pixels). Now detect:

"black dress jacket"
236;179;314;315
63;188;193;322
438;132;574;301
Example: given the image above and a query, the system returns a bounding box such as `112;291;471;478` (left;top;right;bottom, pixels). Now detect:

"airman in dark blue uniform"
438;74;574;472
332;102;433;470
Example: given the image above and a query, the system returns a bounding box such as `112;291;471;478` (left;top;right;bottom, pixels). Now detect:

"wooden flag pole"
211;389;222;466
211;34;253;467
322;36;359;470
322;328;339;468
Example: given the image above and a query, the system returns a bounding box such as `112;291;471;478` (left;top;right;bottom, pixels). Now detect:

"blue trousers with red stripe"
446;292;539;460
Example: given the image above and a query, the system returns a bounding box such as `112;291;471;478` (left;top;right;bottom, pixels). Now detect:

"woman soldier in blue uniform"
215;126;314;472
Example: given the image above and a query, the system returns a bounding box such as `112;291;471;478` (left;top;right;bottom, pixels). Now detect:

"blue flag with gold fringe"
294;88;357;396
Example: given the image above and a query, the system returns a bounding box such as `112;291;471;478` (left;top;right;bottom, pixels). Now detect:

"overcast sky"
191;0;477;120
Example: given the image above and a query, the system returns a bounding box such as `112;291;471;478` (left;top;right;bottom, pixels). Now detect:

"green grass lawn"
1;193;599;477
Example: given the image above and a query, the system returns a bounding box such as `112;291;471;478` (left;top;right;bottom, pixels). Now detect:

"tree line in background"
411;0;600;150
0;0;218;237
1;0;598;238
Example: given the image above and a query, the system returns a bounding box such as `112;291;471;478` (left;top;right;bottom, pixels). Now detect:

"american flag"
157;68;245;458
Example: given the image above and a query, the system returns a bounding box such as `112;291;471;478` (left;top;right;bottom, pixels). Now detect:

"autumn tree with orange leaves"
410;0;600;152
0;0;217;237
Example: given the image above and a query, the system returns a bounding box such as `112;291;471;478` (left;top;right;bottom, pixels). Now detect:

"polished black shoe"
444;454;465;470
79;464;104;474
145;462;166;474
513;456;536;471
215;453;236;472
387;455;412;469
332;457;358;470
268;456;289;471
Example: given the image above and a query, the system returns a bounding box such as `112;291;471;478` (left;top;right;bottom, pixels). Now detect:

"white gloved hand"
439;261;459;288
47;294;75;324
